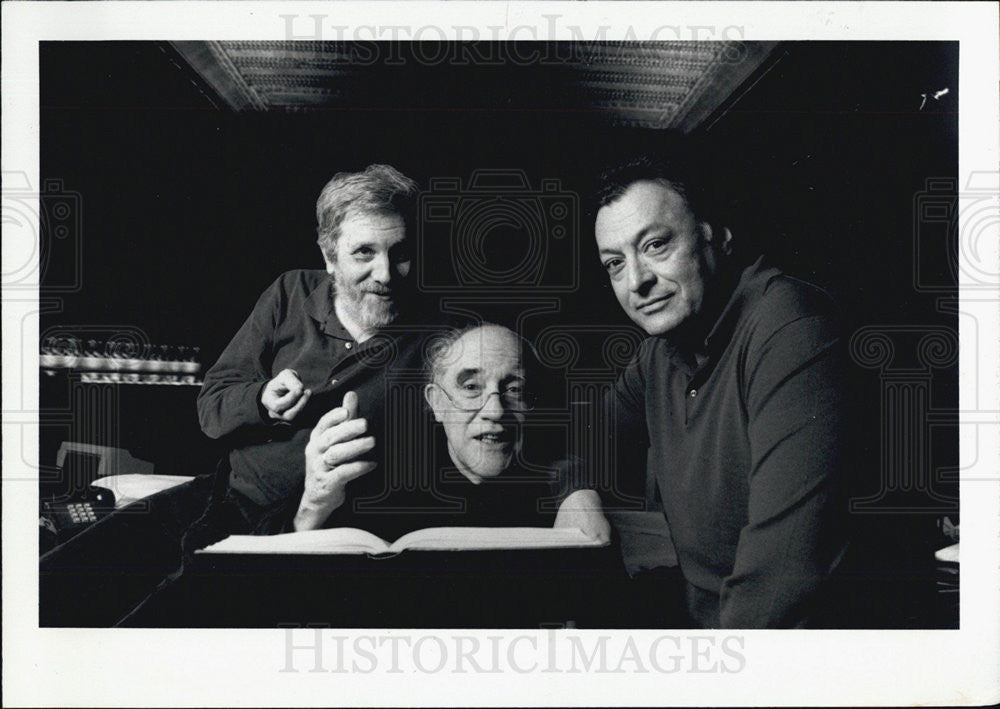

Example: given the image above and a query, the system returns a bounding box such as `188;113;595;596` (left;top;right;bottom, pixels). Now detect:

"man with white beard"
42;165;440;625
196;164;435;525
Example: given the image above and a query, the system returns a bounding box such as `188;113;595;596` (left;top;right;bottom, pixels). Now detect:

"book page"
197;527;390;555
389;526;606;553
92;474;194;509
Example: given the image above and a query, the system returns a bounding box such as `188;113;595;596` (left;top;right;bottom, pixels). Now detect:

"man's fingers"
313;406;350;435
554;515;611;543
321;435;376;466
268;393;295;414
279;388;312;420
307;392;359;435
342;391;359;420
317;418;368;450
586;520;612;544
553;489;610;543
332;460;378;484
577;515;611;543
264;369;304;409
269;382;304;412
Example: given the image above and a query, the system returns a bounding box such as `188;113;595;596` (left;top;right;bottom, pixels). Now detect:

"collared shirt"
602;256;848;628
197;269;443;507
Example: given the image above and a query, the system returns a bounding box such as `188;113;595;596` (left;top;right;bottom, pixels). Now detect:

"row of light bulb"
78;372;202;386
40;339;202;373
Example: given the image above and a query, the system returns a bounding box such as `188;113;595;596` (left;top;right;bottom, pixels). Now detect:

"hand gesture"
261;368;312;422
295;391;377;530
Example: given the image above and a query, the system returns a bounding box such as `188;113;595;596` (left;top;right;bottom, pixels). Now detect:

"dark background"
39;41;959;627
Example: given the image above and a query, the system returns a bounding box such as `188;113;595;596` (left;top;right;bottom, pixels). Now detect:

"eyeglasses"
431;382;537;412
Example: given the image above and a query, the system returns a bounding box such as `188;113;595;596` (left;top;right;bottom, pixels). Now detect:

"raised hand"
294;391;377;530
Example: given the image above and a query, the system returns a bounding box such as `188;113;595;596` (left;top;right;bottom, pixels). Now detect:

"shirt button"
330;379;338;386
689;389;697;398
345;342;353;350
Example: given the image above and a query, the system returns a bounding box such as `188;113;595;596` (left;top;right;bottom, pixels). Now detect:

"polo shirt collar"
662;254;770;370
704;255;763;352
706;254;788;353
304;276;353;340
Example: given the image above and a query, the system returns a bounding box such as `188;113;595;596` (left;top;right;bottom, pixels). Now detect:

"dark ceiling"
170;40;778;131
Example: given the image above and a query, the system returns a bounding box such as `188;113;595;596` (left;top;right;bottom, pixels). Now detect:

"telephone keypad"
67;502;98;523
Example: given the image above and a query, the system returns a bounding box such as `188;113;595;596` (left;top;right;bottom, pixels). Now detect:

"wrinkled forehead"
437;327;526;382
338;211;408;244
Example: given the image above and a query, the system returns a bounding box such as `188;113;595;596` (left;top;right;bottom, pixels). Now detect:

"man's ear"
698;223;734;256
321;241;338;274
424;384;445;422
719;226;734;256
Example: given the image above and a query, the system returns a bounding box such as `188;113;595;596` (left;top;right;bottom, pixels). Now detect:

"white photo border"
2;2;998;706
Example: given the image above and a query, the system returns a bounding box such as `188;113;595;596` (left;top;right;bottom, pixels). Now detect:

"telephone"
41;485;116;542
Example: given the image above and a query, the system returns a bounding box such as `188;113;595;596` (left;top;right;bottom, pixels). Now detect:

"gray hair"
424;323;542;386
315;164;418;262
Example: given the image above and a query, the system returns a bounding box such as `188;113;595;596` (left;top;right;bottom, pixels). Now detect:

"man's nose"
625;257;653;293
371;254;391;284
477;391;505;420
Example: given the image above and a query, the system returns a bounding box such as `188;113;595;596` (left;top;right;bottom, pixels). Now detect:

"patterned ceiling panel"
172;40;778;131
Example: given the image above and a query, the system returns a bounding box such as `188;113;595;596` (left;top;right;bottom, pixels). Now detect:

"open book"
197;526;606;556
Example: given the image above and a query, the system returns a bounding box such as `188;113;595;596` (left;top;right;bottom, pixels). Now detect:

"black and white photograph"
3;2;998;706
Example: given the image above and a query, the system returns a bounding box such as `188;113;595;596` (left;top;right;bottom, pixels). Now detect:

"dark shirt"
251;426;564;539
315;431;560;541
196;269;444;508
599;256;847;628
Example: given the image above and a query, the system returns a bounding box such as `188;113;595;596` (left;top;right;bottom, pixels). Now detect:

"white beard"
331;269;399;331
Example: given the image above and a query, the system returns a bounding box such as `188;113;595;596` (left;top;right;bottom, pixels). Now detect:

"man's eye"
353;247;375;259
460;382;483;394
644;238;669;254
504;386;527;402
603;258;624;274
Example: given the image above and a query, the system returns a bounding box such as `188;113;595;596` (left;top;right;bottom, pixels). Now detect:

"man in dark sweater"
567;155;848;628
